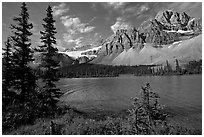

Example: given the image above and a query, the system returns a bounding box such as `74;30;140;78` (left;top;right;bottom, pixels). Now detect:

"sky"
2;2;202;51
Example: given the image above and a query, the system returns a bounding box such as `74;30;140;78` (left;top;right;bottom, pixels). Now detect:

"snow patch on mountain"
163;29;194;34
59;46;102;59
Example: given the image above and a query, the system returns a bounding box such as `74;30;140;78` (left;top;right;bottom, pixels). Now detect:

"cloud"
101;3;149;22
70;37;84;48
91;3;97;10
60;14;96;48
80;26;95;33
140;5;149;13
63;33;84;47
93;32;103;40
167;2;202;18
106;2;126;10
60;16;95;34
102;2;127;14
94;32;100;37
110;17;132;33
54;39;66;51
122;4;149;19
52;3;69;17
94;2;127;12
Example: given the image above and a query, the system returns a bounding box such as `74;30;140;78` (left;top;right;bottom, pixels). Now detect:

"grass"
5;107;201;135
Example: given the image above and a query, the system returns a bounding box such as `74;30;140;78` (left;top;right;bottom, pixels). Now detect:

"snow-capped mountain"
90;10;202;67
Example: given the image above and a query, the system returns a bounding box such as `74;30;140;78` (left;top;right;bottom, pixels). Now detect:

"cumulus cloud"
80;26;95;33
94;2;127;12
93;32;103;41
52;3;69;17
74;37;83;46
106;2;126;9
122;4;149;18
94;32;100;37
101;3;149;22
60;15;96;48
140;5;149;13
62;33;74;43
54;39;66;51
60;16;95;34
102;2;127;15
71;37;84;48
63;33;83;46
110;17;132;33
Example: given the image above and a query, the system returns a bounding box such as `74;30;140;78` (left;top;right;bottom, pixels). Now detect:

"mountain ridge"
90;9;202;66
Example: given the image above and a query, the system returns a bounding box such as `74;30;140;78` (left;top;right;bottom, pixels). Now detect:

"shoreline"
61;73;202;79
65;105;202;131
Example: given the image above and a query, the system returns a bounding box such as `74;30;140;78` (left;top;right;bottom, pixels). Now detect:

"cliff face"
141;10;202;46
91;10;202;66
154;10;202;31
101;28;145;55
106;10;201;50
154;10;191;30
143;19;181;46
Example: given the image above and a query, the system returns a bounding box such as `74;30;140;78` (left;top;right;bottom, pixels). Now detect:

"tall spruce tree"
2;37;16;107
40;5;62;108
10;2;36;102
175;59;181;73
2;37;14;90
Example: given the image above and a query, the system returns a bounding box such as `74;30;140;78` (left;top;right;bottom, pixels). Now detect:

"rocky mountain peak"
90;9;202;65
100;27;146;56
155;10;198;31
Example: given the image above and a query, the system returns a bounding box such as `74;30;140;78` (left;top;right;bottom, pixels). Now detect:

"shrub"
127;83;168;134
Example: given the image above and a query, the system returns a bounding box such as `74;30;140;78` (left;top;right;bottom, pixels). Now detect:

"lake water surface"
58;75;202;128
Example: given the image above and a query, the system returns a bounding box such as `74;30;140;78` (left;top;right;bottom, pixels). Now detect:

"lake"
58;75;202;128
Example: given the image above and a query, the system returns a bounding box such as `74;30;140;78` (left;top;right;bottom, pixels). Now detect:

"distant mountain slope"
91;9;202;66
30;52;75;69
111;34;201;67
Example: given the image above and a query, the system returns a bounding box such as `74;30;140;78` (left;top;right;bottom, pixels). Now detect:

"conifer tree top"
40;5;57;52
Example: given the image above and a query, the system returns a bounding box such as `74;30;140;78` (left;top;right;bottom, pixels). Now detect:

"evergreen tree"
2;37;16;108
165;60;172;73
10;2;36;102
39;5;62;108
175;59;181;73
2;37;14;90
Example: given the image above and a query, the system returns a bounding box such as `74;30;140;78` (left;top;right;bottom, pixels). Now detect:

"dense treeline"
51;59;201;78
151;59;202;76
57;64;154;78
184;60;202;74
